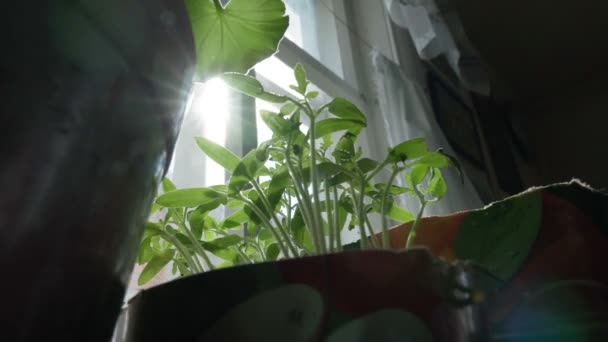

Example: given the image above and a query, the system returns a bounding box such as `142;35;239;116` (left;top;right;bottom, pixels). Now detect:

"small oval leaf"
138;249;175;286
327;97;367;124
156;188;227;208
195;137;240;173
315;119;364;139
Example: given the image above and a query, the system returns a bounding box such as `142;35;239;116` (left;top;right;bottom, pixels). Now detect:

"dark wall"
451;0;608;191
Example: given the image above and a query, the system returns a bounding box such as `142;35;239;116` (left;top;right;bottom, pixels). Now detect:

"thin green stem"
358;181;379;249
349;187;368;249
287;97;308;113
286;194;292;233
366;159;390;182
237;246;254;264
213;0;223;10
324;181;335;252
179;209;215;271
286;151;320;252
332;186;342;251
307;110;327;254
380;167;400;248
173;259;192;276
251;180;298;257
160;230;202;273
406;188;427;249
240;196;290;257
364;215;380;248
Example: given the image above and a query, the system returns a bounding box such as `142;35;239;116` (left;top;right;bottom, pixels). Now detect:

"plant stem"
324;181;335;252
366;159;390;182
241;197;290;257
237;246;254;264
332;186;342;251
174;260;192;276
160;230;202;273
349;187;368;249
179;210;215;271
307;110;327;254
286;194;292;233
251;180;298;256
380;167;400;248
286;151;320;252
364;215;380;248
406;191;426;249
212;0;223;10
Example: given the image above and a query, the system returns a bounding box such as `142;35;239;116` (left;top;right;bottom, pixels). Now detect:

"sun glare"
199;77;229;186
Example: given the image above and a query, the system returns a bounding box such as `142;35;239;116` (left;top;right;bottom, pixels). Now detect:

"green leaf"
291;209;314;252
388;138;429;163
454;191;542;281
221;209;249;229
408;165;429;188
188;208;207;239
415;152;450;168
259;228;274;241
229;150;264;192
138;249;175;286
321;134;333;151
142;222;163;240
201;235;243;261
306;91;319;100
294;63;309;94
374;184;412;195
195;137;240;173
185;0;289;80
280;103;297;115
149;202;161;215
223;73;288;103
315;118;365;139
267;167;290;207
356;158;380;174
388;204;415;223
204;216;219;230
260;110;293;136
316;162;344;181
208;235;243;248
162;178;176;193
201;244;239;262
327;97;367;124
137;238;155;265
265;243;281;260
438;149;464;184
427;168;447;199
332;132;356;164
371;194;394;213
156;187;227;208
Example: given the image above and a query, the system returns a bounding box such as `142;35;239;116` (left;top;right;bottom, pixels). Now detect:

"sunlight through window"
199;78;229;186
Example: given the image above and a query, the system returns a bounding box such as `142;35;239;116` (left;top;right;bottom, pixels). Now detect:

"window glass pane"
166;78;229;189
283;0;344;78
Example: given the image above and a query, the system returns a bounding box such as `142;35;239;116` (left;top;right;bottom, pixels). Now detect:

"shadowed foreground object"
385;181;608;340
0;1;195;340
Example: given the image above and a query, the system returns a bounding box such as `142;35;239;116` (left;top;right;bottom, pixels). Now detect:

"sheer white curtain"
368;51;483;216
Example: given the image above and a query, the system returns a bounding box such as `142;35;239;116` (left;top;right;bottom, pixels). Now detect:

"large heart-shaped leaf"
185;0;289;80
454;191;542;281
